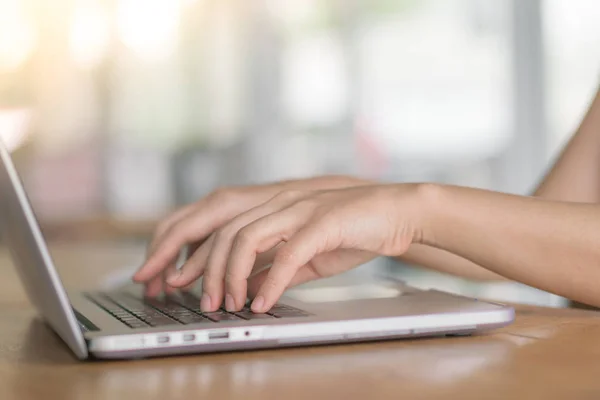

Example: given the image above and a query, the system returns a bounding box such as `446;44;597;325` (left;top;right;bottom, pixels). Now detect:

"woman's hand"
133;175;369;297
165;184;426;313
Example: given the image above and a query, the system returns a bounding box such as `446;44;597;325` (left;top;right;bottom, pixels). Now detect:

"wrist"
281;175;373;191
410;183;446;247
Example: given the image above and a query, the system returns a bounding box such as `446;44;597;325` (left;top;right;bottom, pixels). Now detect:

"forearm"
420;184;600;307
396;88;600;279
398;244;506;281
534;87;600;202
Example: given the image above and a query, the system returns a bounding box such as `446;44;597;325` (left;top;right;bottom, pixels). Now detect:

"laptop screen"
0;140;88;359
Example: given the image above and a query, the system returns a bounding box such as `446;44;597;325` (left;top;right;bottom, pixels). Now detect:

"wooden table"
1;242;600;399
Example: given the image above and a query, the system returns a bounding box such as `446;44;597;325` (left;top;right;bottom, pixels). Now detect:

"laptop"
0;141;514;360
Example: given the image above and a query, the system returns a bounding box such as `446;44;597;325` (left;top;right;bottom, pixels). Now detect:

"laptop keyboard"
86;292;309;329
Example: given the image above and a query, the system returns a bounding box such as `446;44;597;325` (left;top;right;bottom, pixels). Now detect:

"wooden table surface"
1;242;600;400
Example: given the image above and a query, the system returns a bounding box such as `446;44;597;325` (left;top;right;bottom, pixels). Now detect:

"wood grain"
1;243;600;400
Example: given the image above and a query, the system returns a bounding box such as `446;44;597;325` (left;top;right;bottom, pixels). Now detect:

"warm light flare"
117;0;181;61
0;109;32;152
70;0;110;68
0;0;36;72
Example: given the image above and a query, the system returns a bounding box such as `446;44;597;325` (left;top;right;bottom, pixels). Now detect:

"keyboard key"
234;311;274;320
175;293;203;310
107;295;147;311
204;311;243;322
141;315;179;327
85;294;151;329
127;320;149;328
267;304;310;318
269;310;309;318
175;314;212;325
88;295;122;313
92;292;309;329
145;298;185;312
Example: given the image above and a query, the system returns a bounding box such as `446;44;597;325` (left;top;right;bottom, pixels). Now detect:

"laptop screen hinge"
72;308;100;332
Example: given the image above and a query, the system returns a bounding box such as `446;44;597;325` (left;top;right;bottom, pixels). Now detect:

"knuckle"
210;187;236;203
156;211;181;234
275;247;298;266
155;220;172;237
234;226;256;248
294;197;320;211
274;189;306;202
164;223;191;244
155;206;193;236
315;210;338;225
214;225;233;243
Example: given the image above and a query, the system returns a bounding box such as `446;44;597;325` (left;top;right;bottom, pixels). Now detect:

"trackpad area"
286;284;403;303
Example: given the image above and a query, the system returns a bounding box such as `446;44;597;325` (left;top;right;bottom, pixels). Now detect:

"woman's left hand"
167;184;428;313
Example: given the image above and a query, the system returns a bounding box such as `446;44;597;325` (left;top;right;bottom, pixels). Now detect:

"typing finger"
134;215;218;282
137;205;197;294
167;234;214;288
135;206;197;287
144;275;164;297
164;265;178;295
247;264;318;300
202;191;309;312
223;204;311;311
251;224;330;312
145;204;197;259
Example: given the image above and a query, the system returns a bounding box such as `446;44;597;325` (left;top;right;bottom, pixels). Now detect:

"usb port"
157;336;170;344
183;333;196;342
208;331;230;340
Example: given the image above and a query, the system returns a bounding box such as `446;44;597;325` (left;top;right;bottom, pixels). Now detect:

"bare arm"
419;183;600;308
395;86;600;281
534;87;600;201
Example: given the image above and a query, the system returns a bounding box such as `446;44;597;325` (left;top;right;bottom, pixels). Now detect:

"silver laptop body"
0;141;514;360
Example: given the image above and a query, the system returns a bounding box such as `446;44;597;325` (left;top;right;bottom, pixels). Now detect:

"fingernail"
225;294;235;312
200;293;211;312
251;296;264;313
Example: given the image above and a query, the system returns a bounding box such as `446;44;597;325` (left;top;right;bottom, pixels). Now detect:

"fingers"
247;264;319;299
250;226;327;312
167;231;265;305
144;275;165;297
164;265;179;295
133;223;204;282
146;203;198;259
133;205;225;283
185;240;203;261
222;205;311;311
252;243;281;275
134;204;197;286
167;234;214;288
134;187;271;283
144;255;180;297
171;240;205;292
142;209;194;297
150;222;212;295
203;192;306;311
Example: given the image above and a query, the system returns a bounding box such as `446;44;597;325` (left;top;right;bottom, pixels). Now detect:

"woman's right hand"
132;175;371;297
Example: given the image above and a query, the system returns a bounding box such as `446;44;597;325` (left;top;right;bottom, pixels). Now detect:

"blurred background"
1;0;599;307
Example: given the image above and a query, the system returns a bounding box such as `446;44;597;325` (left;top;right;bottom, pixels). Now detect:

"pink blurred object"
355;117;389;178
0;108;32;151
